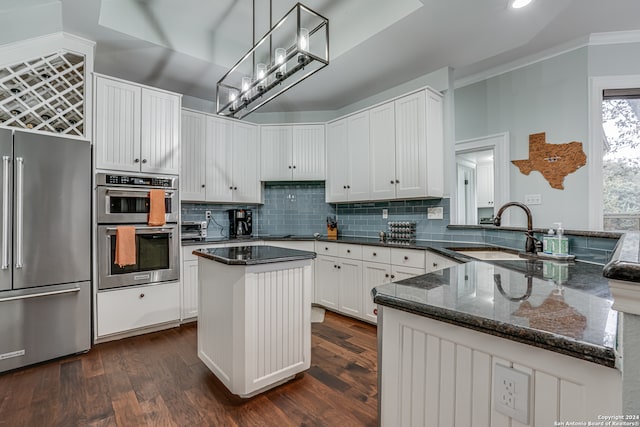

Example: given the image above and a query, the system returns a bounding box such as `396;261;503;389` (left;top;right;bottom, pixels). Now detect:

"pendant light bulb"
298;28;309;51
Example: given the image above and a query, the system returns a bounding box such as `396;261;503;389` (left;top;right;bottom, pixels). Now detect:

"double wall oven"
96;173;180;290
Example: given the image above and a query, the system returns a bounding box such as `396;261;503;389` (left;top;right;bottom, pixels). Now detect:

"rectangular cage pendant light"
216;3;329;119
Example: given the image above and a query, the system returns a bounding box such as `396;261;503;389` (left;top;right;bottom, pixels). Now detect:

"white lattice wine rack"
0;51;85;137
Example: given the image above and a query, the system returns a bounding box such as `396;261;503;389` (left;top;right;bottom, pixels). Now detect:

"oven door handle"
105;188;175;197
105;227;176;235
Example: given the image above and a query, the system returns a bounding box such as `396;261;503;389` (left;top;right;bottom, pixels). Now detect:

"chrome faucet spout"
493;202;541;254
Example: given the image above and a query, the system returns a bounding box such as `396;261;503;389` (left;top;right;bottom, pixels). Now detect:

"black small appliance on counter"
228;209;252;238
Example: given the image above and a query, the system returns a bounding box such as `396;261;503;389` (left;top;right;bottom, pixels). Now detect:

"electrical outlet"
205;211;212;220
524;194;542;205
382;209;388;219
493;364;530;424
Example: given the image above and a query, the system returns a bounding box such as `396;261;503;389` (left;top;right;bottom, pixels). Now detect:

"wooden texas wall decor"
511;132;587;190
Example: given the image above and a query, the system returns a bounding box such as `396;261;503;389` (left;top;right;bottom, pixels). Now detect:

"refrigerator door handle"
2;155;9;270
15;156;24;269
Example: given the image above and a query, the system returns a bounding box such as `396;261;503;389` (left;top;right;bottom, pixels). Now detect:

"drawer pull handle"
337;265;341;269
325;247;329;251
385;273;389;278
139;293;145;299
373;308;378;316
347;249;351;253
390;180;394;184
433;262;438;267
390;274;395;279
404;256;409;261
334;265;337;268
373;252;377;256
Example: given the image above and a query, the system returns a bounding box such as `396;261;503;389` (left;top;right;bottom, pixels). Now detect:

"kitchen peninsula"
193;245;316;398
373;257;622;425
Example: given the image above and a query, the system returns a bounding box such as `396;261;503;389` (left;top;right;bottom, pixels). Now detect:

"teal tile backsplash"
181;182;618;263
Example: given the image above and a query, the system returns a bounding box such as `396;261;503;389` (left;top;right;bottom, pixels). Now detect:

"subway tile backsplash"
181;183;618;263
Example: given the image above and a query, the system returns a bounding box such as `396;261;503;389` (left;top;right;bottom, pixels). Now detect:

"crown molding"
455;30;640;90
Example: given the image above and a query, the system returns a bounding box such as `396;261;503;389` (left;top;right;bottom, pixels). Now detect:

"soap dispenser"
552;222;569;255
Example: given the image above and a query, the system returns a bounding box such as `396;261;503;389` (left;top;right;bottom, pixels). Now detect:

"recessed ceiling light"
512;0;533;8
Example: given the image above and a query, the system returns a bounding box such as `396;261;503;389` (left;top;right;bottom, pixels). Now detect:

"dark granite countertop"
193;245;316;265
603;232;640;283
373;258;618;368
448;224;623;239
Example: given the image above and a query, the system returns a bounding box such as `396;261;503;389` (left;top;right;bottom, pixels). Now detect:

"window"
601;88;640;231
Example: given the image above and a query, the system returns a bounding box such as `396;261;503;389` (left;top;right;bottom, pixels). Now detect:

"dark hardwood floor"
0;311;378;427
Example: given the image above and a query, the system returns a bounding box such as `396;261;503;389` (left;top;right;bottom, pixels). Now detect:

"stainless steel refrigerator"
0;128;91;373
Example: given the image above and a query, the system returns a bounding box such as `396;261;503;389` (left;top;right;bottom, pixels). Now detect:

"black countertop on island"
373;258;618;368
603;231;640;283
193;245;316;265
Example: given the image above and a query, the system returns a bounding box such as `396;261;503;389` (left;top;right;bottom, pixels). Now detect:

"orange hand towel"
148;189;166;226
114;226;136;267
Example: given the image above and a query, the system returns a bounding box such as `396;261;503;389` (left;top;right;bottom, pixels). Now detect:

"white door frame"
588;74;640;230
453;132;510;225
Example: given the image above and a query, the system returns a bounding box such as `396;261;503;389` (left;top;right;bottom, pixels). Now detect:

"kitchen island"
193;245;316;398
373;258;622;426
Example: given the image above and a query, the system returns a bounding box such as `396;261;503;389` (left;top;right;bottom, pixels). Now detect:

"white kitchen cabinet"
96;282;180;337
362;261;391;323
395;91;427;198
391;265;426;281
369;101;397;200
326;87;444;203
325;112;371;202
260;124;325;181
204;115;234;202
338;259;363;318
326;119;349;202
95;77;141;172
182;112;260;203
232;122;261;203
476;161;494;208
181;110;207;201
260;126;292;181
182;259;199;319
95;75;181;175
315;255;340;310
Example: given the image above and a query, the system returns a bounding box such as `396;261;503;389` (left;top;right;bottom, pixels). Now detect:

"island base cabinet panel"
181;259;198;320
379;307;622;427
198;259;312;398
96;282;180;338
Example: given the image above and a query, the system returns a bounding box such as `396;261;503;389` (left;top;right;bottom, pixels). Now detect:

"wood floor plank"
0;311;378;426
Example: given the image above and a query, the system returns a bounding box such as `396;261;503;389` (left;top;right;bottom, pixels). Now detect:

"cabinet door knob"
373;252;377;256
134;158;140;163
139;293;145;299
325;247;329;251
347;185;351;189
234;186;238;190
433;262;438;267
390;274;395;279
390;180;395;184
373;308;378;316
201;184;205;188
404;256;409;261
334;265;337;268
343;185;347;189
293;165;296;169
142;159;147;164
385;273;389;278
347;249;351;253
229;186;233;190
395;179;400;184
289;165;292;169
337;265;341;269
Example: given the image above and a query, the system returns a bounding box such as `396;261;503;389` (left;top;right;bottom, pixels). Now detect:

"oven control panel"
102;174;175;188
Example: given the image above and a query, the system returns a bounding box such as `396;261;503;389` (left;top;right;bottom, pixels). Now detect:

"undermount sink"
452;249;523;261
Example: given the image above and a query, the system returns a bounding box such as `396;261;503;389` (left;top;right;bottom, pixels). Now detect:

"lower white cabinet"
314;242;457;324
96;281;180;338
182;259;199;319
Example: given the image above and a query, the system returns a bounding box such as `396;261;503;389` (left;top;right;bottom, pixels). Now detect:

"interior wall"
0;4;62;47
454;48;590;229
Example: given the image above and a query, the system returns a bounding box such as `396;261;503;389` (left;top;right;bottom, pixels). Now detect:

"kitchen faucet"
493;202;541;254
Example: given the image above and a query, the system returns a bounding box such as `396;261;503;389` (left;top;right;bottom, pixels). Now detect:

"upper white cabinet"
181;109;261;203
181;110;207;200
369;90;444;201
95;75;181;174
326;112;371;202
260;124;325;181
327;87;443;203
